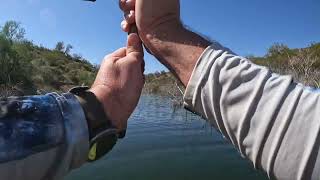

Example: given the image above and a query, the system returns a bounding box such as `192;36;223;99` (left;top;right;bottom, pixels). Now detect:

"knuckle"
131;51;143;58
103;55;117;64
129;53;143;63
119;0;125;11
102;55;111;62
119;0;132;12
103;54;110;60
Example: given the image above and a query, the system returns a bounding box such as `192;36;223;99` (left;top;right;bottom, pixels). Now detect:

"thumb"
126;33;143;56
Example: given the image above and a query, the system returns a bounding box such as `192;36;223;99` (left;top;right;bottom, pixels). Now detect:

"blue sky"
0;0;319;73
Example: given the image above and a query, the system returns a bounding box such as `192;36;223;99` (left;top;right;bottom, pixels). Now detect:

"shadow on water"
65;95;268;180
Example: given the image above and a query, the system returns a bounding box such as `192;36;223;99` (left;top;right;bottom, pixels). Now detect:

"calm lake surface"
65;95;268;180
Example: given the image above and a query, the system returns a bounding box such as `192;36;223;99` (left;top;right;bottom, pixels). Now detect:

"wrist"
140;22;210;86
69;86;122;161
140;20;185;53
138;13;182;40
89;85;126;132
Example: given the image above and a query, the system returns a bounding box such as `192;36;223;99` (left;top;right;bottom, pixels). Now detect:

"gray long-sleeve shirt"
184;44;320;180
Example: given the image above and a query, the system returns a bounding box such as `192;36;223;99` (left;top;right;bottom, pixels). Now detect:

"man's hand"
119;0;182;57
119;0;210;86
119;0;180;40
90;33;145;132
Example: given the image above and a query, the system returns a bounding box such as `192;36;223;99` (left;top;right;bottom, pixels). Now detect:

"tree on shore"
55;41;65;52
0;21;25;41
0;21;31;87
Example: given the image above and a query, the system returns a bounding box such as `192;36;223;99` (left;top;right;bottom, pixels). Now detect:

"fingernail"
126;10;134;19
121;21;126;29
128;33;140;44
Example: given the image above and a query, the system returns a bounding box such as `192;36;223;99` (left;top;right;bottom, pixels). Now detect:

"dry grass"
0;85;25;97
266;48;320;88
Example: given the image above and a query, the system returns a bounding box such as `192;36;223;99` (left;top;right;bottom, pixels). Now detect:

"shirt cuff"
183;44;216;111
183;43;236;113
50;92;90;170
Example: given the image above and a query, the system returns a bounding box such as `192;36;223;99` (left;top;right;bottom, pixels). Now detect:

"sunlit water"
65;95;268;180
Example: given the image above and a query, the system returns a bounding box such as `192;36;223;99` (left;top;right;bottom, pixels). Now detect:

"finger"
119;33;144;70
111;47;127;58
121;20;130;33
119;0;126;11
124;10;135;24
126;33;143;56
119;0;135;12
141;59;145;73
105;47;127;60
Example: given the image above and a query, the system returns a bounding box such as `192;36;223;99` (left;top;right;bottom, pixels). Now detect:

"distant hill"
251;42;320;87
143;71;184;98
1;20;319;98
144;42;320;96
0;21;97;97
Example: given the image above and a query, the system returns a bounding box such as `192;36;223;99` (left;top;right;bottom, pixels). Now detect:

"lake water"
65;95;268;180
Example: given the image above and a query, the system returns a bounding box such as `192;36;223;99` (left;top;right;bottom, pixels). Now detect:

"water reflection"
65;95;267;180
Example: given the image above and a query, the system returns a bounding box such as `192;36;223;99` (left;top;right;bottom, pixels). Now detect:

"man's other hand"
119;0;181;52
90;33;145;132
118;0;209;86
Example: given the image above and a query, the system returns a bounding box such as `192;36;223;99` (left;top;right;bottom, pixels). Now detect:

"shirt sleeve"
0;92;89;180
184;44;320;180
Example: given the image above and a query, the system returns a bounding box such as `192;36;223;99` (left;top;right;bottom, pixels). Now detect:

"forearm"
184;45;320;179
142;23;210;86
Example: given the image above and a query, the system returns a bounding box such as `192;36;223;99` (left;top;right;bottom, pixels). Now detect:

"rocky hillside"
1;20;320;98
